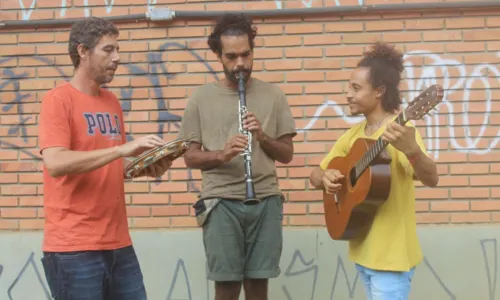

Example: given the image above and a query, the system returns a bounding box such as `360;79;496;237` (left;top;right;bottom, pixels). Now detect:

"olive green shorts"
202;194;284;282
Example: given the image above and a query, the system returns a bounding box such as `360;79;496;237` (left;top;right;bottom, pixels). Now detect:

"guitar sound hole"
349;167;358;187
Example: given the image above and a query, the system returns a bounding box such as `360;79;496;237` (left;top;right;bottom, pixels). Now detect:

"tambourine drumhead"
124;139;190;179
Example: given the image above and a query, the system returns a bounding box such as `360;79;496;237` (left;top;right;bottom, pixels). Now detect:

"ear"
77;44;89;62
375;85;386;99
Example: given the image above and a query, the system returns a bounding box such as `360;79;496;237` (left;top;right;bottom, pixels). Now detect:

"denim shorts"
41;245;147;300
355;264;416;300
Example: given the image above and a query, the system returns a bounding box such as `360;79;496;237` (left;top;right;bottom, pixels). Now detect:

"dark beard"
90;64;114;86
224;64;251;84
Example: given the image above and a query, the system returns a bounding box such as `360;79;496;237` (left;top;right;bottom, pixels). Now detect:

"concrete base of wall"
0;225;496;299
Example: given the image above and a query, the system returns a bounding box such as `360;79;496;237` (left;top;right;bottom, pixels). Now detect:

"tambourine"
124;138;190;179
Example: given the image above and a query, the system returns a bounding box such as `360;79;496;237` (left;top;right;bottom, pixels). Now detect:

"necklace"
365;114;392;131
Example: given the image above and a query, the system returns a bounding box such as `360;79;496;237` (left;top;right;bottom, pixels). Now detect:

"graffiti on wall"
0;237;498;299
1;44;500;163
297;50;500;160
12;0;368;21
16;0;158;20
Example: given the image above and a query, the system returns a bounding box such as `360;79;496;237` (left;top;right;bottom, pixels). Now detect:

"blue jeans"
41;246;147;300
356;264;415;300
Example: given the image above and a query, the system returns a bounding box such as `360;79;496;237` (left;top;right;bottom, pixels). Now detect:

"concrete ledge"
0;225;496;299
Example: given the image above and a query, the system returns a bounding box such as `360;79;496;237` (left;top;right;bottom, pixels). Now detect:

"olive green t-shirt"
179;78;297;201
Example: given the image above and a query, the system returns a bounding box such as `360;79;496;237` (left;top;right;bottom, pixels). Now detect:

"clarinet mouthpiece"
238;71;246;82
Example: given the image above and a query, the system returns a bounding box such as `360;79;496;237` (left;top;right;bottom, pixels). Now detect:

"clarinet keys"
237;71;260;205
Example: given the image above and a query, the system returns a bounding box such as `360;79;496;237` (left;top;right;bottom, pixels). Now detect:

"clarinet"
237;71;260;205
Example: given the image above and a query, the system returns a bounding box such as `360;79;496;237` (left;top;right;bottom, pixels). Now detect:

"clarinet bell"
243;180;260;205
243;198;260;205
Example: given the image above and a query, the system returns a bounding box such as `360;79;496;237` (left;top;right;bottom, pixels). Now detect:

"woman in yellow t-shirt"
309;41;439;300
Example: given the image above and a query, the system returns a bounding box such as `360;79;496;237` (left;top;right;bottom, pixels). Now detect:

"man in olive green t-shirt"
179;13;296;300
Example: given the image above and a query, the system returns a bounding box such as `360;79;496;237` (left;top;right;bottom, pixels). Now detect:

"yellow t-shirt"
319;117;427;272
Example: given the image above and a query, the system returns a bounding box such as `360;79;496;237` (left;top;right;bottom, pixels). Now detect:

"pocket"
272;195;284;221
40;255;59;298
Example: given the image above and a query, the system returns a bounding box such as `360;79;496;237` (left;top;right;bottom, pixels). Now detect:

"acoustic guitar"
322;84;444;241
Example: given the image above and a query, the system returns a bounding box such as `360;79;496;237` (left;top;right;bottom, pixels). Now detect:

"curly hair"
207;13;257;56
68;17;119;68
357;41;405;112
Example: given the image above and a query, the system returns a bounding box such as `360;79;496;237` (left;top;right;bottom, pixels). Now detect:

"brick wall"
1;0;499;230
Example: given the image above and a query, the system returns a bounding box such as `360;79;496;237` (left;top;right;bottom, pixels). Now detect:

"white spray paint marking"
148;0;157;11
275;0;318;9
302;0;313;8
60;0;67;17
298;50;500;159
334;0;364;5
403;50;500;157
21;0;113;19
18;0;36;21
104;0;115;14
18;0;366;20
298;100;363;132
84;0;90;17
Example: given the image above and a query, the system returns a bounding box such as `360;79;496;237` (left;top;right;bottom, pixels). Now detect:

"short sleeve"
179;92;201;143
107;91;127;144
319;133;350;170
276;93;297;139
38;93;71;154
118;107;127;144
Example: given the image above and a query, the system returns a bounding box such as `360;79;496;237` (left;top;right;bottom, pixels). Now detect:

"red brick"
171;217;197;227
416;213;450;224
451;212;491;223
2;4;500;229
406;19;444;30
446;17;485;29
431;201;470;212
285;24;323;34
19;219;43;230
366;20;404;31
265;36;302;47
151;205;190;216
126;206;150;217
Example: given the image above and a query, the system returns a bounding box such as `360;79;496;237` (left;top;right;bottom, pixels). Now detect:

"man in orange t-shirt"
38;17;171;300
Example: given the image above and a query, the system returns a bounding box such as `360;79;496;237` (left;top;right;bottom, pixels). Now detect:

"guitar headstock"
404;84;444;121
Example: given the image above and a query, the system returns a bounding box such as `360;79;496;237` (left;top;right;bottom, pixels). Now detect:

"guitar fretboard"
353;112;408;179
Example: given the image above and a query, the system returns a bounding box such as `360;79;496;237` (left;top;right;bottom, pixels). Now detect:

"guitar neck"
354;111;410;178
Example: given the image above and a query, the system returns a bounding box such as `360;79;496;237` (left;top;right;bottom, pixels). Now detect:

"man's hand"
143;157;173;178
117;135;165;158
381;123;420;156
217;134;248;163
322;169;344;194
243;112;265;142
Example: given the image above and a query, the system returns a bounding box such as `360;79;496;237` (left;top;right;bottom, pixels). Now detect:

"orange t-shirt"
38;82;132;252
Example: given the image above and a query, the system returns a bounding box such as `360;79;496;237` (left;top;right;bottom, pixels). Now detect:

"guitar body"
323;138;392;241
